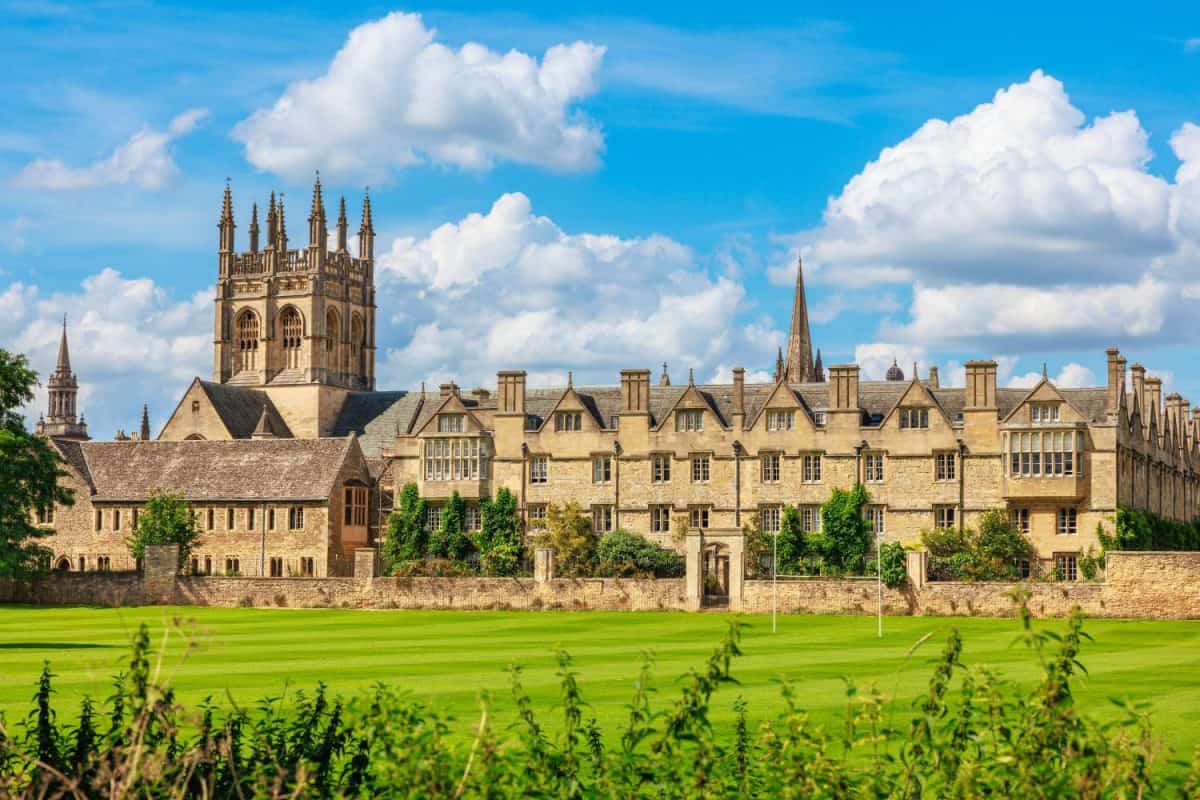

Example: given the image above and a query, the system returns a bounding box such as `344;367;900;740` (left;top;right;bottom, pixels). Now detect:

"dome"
885;358;904;381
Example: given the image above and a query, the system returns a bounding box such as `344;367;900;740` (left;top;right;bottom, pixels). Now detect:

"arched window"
325;308;340;376
280;307;303;369
350;314;365;381
235;310;260;373
55;556;70;572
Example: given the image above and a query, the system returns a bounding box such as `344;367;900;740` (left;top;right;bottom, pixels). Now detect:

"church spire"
358;189;375;261
219;179;235;252
660;362;670;386
774;346;784;383
248;202;260;253
55;315;71;376
784;254;815;383
336;195;348;252
38;316;88;440
139;403;151;441
276;194;288;253
813;349;825;382
308;172;327;251
266;191;277;249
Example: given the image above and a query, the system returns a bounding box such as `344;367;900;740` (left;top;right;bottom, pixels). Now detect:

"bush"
821;484;872;572
776;505;805;574
877;541;908;588
531;502;597;577
383;483;425;573
1;602;1190;798
429;491;471;561
1103;506;1200;552
389;558;475;577
594;530;684;577
921;509;1034;581
474;488;523;576
126;491;201;571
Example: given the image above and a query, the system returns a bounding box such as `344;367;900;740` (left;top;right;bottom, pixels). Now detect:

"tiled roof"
198;381;293;439
54;437;360;502
329;391;412;457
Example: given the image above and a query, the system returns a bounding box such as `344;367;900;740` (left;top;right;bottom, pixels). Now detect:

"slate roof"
329;391;413;457
51;437;360;502
388;380;1114;434
197;381;293;439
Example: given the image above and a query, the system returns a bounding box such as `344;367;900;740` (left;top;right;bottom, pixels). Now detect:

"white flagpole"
876;528;883;638
772;530;778;634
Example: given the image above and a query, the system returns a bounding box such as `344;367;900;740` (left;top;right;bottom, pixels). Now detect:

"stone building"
33;179;1200;580
41;433;371;577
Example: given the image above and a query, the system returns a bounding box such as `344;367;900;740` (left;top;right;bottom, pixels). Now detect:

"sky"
1;1;1199;437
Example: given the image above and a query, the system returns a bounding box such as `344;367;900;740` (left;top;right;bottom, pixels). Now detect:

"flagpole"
876;528;882;638
772;529;778;634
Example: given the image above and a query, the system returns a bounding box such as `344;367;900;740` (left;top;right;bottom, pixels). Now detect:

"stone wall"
4;551;1200;620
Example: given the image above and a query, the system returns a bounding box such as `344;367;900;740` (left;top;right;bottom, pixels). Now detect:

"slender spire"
248;202;260;253
266;191;278;249
688;367;695;386
567;370;574;389
218;178;235;253
1043;362;1049;379
276;193;288;252
55;314;71;375
784;254;815;383
660;362;670;386
774;346;784;383
813;349;825;382
139;404;151;441
358;188;375;261
309;171;327;249
336;195;348;252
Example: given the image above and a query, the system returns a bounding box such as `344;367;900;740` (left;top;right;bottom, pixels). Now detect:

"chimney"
439;382;459;400
620;369;651;413
732;367;745;417
470;387;491;401
827;364;860;410
497;370;526;415
1146;376;1163;423
964;360;998;409
1131;363;1146;417
928;365;939;389
1106;348;1127;415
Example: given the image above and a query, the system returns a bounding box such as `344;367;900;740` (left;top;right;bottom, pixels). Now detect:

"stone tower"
37;317;89;440
212;176;377;391
783;255;819;383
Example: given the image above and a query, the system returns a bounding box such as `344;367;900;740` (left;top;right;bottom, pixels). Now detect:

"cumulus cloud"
11;109;208;191
377;193;772;388
1006;362;1096;389
795;70;1200;353
234;12;605;182
1;268;210;436
853;342;929;382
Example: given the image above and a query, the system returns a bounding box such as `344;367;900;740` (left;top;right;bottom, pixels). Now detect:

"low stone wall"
3;551;1200;620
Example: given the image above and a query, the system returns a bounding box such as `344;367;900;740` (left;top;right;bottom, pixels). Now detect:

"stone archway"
685;529;745;611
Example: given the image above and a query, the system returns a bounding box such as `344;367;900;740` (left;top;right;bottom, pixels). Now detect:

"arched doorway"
703;543;730;607
55;557;71;572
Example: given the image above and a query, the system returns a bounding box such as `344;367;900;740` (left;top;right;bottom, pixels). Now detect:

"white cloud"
853;342;928;381
234;12;605;182
1;268;210;436
377;193;771;388
1006;362;1096;389
11;109;208;191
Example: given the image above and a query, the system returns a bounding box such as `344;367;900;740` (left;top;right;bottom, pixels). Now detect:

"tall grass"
1;595;1196;798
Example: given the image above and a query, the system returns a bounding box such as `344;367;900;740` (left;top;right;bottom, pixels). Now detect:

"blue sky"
2;1;1199;436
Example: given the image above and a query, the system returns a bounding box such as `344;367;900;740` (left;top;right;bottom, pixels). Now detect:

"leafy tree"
429;491;470;562
741;516;772;579
383;483;426;572
921;509;1034;581
820;484;872;573
0;349;74;577
532;502;597;577
775;505;805;574
474;487;523;576
127;491;201;571
595;530;684;577
875;541;908;589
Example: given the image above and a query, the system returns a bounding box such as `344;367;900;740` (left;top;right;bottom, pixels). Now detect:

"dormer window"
813;411;827;425
898;407;929;429
1031;403;1060;423
766;410;794;431
675;409;704;432
555;411;582;432
437;414;465;433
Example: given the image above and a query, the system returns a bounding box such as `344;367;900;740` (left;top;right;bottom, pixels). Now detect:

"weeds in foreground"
0;599;1195;798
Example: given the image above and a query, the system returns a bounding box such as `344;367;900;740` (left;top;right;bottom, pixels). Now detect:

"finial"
567;370;574;388
688;367;695;386
1043;362;1048;379
660;362;671;386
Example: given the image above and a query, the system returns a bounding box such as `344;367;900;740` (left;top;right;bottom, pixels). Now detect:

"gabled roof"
176;379;293;439
652;379;730;432
878;377;953;428
745;381;815;430
53;437;362;502
329;390;413;457
413;392;488;436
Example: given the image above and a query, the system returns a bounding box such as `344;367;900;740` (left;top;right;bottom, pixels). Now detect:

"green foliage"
922;509;1034;581
820;484;872;572
382;483;425;573
126;491;201;571
1;606;1192;798
429;491;470;561
594;530;684;577
474;487;523;576
0;349;74;577
775;504;805;574
877;541;908;589
532;502;597;577
1078;545;1104;581
740;517;772;579
1102;506;1200;552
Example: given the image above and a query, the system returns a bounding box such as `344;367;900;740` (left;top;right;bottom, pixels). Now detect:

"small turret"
218;179;235;253
276;194;288;253
336;195;348;252
139;403;151;441
266;191;277;249
248;202;260;253
660;362;670;386
308;172;327;256
37;316;89;440
813;349;825;382
358;190;375;261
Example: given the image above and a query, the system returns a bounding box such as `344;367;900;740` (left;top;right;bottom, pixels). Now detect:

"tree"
532;502;597;577
475;488;523;576
383;483;426;573
0;349;73;577
595;530;684;577
741;516;772;579
127;491;201;571
820;484;872;573
429;491;470;562
775;505;805;574
921;509;1034;581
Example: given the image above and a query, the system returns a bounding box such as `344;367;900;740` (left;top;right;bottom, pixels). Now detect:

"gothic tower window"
235;311;260;373
325;308;340;376
280;307;303;369
350;313;365;379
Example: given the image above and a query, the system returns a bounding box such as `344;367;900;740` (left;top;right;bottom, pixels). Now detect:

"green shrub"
594;530;684;577
473;488;523;576
877;541;908;588
922;509;1034;581
126;491;201;571
1103;506;1200;552
531;502;597;577
429;491;471;562
775;505;805;574
820;484;871;572
383;483;425;573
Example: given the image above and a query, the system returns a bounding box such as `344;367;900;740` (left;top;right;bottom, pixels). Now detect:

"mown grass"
2;606;1199;768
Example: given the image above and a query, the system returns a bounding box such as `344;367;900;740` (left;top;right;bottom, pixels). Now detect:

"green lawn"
2;606;1199;771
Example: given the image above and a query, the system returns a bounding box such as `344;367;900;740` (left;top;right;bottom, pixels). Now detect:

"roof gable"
746;381;814;431
878;378;952;430
1001;378;1087;424
538;385;605;432
653;382;728;432
414;393;487;436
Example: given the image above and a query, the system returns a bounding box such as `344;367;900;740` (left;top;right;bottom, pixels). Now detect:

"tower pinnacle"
37;316;88;440
336;195;348;252
783;254;815;383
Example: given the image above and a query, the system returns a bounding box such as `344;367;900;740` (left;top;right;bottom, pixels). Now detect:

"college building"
31;179;1200;579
